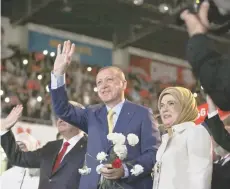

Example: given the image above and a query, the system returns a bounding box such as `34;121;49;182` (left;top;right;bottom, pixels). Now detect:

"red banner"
195;103;230;124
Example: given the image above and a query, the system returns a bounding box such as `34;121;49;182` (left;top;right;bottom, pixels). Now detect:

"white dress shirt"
153;122;213;189
59;132;84;161
106;99;125;131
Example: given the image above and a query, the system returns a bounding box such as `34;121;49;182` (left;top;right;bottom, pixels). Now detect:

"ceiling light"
5;97;10;103
43;50;48;55
37;96;42;102
23;59;28;65
133;0;143;6
50;52;55;57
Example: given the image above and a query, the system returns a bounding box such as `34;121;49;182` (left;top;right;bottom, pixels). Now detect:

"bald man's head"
96;66;127;107
97;66;126;81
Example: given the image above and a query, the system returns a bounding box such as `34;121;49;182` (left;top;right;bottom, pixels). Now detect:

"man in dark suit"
50;41;161;189
181;1;230;111
1;102;87;189
211;139;230;189
205;95;230;152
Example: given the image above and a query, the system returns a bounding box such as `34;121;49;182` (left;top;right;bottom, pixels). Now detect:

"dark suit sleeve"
126;108;161;182
186;34;230;111
1;130;42;168
205;115;230;152
50;85;88;133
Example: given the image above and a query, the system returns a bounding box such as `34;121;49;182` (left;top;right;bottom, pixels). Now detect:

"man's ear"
123;80;127;90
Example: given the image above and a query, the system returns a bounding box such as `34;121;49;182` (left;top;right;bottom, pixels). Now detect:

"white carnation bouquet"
78;133;144;189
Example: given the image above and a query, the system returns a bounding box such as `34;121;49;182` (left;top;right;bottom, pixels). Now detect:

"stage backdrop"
129;55;196;87
27;24;112;67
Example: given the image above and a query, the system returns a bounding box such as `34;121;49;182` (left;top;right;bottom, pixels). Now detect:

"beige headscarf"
158;87;198;127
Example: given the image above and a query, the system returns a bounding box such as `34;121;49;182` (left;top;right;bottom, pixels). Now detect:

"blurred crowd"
1;48;203;125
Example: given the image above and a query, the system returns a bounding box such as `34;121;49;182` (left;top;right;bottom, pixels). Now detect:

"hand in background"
180;1;210;37
1;105;23;131
206;95;217;113
53;40;75;76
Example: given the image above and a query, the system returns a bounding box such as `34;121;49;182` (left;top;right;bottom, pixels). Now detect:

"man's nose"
100;82;109;89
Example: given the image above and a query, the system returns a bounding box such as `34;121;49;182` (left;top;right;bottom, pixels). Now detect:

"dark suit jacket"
212;160;230;189
186;34;230;111
205;115;230;152
1;131;87;189
51;85;161;189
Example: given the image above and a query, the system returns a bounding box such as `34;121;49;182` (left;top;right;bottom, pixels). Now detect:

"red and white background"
195;104;230;124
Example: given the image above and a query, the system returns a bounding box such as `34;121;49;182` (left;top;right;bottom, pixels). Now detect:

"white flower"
96;152;108;163
78;166;91;175
107;133;116;141
113;144;127;160
130;164;144;176
127;134;139;146
96;164;104;174
107;133;126;145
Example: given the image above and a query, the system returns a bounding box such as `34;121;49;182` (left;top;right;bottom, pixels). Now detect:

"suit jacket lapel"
96;105;110;150
52;135;87;176
47;140;63;177
113;100;136;134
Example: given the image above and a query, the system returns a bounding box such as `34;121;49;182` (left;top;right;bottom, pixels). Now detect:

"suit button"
49;179;52;182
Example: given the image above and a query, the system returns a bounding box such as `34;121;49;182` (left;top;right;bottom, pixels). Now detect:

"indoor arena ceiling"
2;0;230;59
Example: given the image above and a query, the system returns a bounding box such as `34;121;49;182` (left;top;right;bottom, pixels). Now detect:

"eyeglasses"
159;100;177;110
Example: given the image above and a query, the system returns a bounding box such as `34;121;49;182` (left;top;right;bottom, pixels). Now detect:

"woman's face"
159;94;181;127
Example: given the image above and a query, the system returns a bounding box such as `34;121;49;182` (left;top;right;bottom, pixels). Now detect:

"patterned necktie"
52;142;70;172
107;109;115;133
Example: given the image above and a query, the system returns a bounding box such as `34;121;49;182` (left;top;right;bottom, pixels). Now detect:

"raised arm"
1;105;41;168
205;95;230;151
50;41;88;133
1;131;42;168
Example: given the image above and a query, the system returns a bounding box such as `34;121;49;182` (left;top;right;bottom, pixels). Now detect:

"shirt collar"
63;132;84;146
223;153;230;159
162;121;196;139
171;121;196;133
106;99;125;116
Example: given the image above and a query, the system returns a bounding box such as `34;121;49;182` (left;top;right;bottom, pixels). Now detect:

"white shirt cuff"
122;163;129;178
208;110;218;118
51;72;66;89
0;130;9;136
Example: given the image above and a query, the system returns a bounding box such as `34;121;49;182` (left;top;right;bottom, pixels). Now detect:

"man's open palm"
53;40;75;76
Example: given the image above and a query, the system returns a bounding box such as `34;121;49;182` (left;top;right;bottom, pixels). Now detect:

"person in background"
223;116;230;134
152;86;213;189
0;132;40;189
211;138;230;189
1;102;87;189
56;132;63;140
205;95;230;152
181;1;230;111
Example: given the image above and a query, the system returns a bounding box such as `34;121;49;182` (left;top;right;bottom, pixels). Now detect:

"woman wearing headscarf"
0;132;40;189
152;87;213;189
